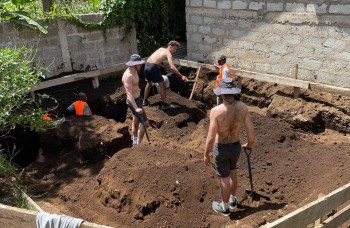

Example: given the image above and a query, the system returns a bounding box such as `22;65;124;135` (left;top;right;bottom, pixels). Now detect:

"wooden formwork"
261;182;350;228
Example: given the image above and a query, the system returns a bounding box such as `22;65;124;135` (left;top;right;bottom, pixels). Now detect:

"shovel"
241;148;270;207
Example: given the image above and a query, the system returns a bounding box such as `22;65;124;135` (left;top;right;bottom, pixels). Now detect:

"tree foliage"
0;0;48;33
0;45;51;133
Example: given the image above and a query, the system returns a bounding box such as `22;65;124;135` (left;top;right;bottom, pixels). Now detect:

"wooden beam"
318;203;350;228
33;63;128;91
173;59;309;89
261;182;350;228
235;70;309;89
310;83;350;97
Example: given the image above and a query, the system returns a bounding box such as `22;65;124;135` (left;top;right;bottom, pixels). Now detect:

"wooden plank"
310;83;350;97
262;182;350;228
173;59;309;89
235;70;309;89
318;203;350;228
189;66;202;100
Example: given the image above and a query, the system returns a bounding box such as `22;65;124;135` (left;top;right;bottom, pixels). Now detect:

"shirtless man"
122;54;148;145
204;78;255;216
143;40;188;109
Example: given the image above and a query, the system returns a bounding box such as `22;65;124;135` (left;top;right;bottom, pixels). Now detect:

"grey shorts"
126;96;148;122
213;141;241;177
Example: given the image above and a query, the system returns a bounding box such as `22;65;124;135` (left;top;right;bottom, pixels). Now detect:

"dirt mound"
56;115;130;161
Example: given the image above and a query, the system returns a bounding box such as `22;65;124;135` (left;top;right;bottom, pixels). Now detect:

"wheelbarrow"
240;148;270;207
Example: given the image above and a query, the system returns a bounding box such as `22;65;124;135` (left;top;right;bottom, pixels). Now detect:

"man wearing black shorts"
122;54;148;145
143;40;188;109
204;78;256;216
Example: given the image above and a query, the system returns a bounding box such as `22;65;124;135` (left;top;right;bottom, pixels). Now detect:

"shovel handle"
244;148;254;193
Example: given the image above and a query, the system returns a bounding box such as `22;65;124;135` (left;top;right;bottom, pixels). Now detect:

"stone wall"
186;0;350;88
0;14;137;78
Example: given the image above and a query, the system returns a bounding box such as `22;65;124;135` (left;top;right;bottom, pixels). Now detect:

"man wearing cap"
204;78;255;216
143;40;188;109
122;54;148;145
213;55;241;105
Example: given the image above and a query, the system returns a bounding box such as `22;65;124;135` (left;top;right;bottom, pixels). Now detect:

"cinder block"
212;27;224;36
204;35;217;44
249;2;264;11
203;0;216;8
217;1;231;10
267;3;283;12
191;16;203;24
190;0;202;7
286;3;305;12
283;34;301;45
306;4;327;14
199;26;211;34
324;38;347;50
329;5;350;14
232;1;247;10
302;58;322;70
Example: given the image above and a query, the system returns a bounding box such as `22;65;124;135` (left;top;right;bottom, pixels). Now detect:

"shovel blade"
245;189;271;201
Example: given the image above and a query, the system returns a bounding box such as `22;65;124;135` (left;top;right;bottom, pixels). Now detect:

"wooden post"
92;77;99;89
314;193;325;227
189;66;202;100
293;64;301;98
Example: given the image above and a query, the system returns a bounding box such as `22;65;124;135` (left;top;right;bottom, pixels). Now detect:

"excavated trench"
3;67;350;169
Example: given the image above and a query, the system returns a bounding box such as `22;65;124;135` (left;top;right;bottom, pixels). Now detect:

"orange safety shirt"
73;101;92;115
215;63;233;87
43;114;53;121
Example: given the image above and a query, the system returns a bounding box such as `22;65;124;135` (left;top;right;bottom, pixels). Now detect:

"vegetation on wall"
1;0;186;56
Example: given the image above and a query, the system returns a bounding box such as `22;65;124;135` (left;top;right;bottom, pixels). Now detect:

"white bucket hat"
126;54;145;66
213;78;241;96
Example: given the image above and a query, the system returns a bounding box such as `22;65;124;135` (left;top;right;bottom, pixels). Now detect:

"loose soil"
20;69;350;228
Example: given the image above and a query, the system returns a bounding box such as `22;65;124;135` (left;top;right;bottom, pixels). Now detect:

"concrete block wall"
186;0;350;88
0;14;137;78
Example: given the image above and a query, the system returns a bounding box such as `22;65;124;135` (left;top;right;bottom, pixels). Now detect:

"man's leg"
229;169;238;196
132;116;139;144
219;176;231;204
137;120;148;144
159;81;167;103
143;81;153;104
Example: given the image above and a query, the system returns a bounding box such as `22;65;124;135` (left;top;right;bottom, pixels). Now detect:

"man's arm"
243;107;255;148
204;109;218;165
123;76;142;114
166;52;187;81
67;103;75;113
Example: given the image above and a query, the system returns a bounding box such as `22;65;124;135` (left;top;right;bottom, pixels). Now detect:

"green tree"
0;0;47;34
0;45;51;133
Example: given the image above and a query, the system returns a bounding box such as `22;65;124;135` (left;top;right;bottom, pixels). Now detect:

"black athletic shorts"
213;141;241;177
145;62;164;83
126;96;148;122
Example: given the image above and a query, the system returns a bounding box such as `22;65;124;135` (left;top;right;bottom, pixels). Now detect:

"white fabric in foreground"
36;212;83;228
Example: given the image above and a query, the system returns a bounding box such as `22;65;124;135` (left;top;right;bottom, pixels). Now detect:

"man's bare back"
147;47;169;65
212;101;248;144
122;68;140;99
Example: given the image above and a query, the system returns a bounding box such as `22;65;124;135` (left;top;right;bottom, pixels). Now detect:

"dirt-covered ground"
20;68;350;227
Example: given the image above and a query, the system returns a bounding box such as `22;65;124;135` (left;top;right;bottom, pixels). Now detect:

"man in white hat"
204;78;255;216
122;54;148;145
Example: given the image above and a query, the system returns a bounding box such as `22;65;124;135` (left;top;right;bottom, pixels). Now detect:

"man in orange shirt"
213;55;241;105
67;92;92;115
